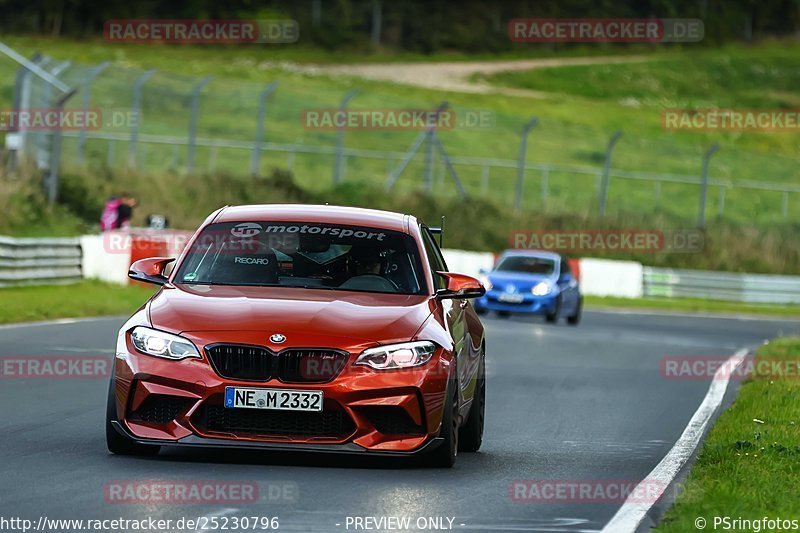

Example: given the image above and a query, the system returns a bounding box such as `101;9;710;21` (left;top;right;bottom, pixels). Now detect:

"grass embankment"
0;38;799;274
0;38;798;227
657;337;800;530
0;281;155;325
586;296;800;317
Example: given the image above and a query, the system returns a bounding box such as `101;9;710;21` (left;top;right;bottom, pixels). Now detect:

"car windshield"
174;221;426;295
495;255;556;275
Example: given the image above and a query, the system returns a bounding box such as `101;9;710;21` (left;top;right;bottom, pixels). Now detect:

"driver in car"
352;249;383;276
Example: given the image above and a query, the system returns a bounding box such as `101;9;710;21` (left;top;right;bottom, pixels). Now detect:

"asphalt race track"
1;311;797;532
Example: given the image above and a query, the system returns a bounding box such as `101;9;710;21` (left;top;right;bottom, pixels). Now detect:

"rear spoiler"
429;216;445;247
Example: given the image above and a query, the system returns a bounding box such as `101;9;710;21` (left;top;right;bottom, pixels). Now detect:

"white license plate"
224;387;323;412
498;293;524;303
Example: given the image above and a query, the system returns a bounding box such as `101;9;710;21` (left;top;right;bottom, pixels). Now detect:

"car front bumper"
111;330;453;455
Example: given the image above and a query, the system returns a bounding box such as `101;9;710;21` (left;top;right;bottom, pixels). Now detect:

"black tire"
459;352;485;453
545;296;561;324
427;378;459;468
106;379;160;456
475;307;488;316
567;296;583;326
497;310;511;318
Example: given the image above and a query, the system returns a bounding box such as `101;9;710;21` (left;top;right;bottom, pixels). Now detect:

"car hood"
148;284;435;344
488;271;555;292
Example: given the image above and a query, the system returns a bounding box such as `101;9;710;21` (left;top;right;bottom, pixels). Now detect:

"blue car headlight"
531;281;551;296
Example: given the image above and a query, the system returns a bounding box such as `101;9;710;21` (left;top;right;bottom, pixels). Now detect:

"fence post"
697;143;720;229
187;75;213;174
386;101;447;192
128;69;156;170
46;88;78;204
541;167;549;209
598;130;623;216
515;117;539;210
250;81;279;177
333;89;358;184
77;61;109;163
40;60;70;173
8;53;44;171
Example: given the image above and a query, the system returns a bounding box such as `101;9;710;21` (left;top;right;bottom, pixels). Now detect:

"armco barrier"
5;231;800;305
644;267;800;304
0;236;83;287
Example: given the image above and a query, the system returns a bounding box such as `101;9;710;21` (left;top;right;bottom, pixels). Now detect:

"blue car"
474;250;582;325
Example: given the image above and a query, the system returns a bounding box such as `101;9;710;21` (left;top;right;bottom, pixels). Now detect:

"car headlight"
130;327;201;360
354;341;437;370
479;275;493;291
532;281;551;296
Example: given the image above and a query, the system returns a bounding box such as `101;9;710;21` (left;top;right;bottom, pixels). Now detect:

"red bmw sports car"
106;205;487;467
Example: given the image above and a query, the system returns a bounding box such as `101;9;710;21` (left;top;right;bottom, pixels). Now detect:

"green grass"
482;42;800;109
1;37;799;229
586;296;800;317
0;281;156;324
0;35;654;67
657;337;800;530
2;37;800;275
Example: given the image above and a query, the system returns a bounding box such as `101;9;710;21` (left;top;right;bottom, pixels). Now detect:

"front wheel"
567;296;583;326
545;296;561;324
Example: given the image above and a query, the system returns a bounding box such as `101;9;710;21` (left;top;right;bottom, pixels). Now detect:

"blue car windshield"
495;256;556;275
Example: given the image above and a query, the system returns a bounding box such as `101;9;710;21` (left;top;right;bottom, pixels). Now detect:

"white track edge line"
601;347;750;533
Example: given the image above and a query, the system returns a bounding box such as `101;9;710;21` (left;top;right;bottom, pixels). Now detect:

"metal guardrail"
0;236;82;287
644;267;800;304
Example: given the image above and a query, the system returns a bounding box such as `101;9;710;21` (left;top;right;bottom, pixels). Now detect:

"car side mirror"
435;271;486;299
559;272;573;283
129;257;176;286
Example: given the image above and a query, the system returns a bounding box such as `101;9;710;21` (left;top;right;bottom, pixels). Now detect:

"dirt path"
312;55;650;96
